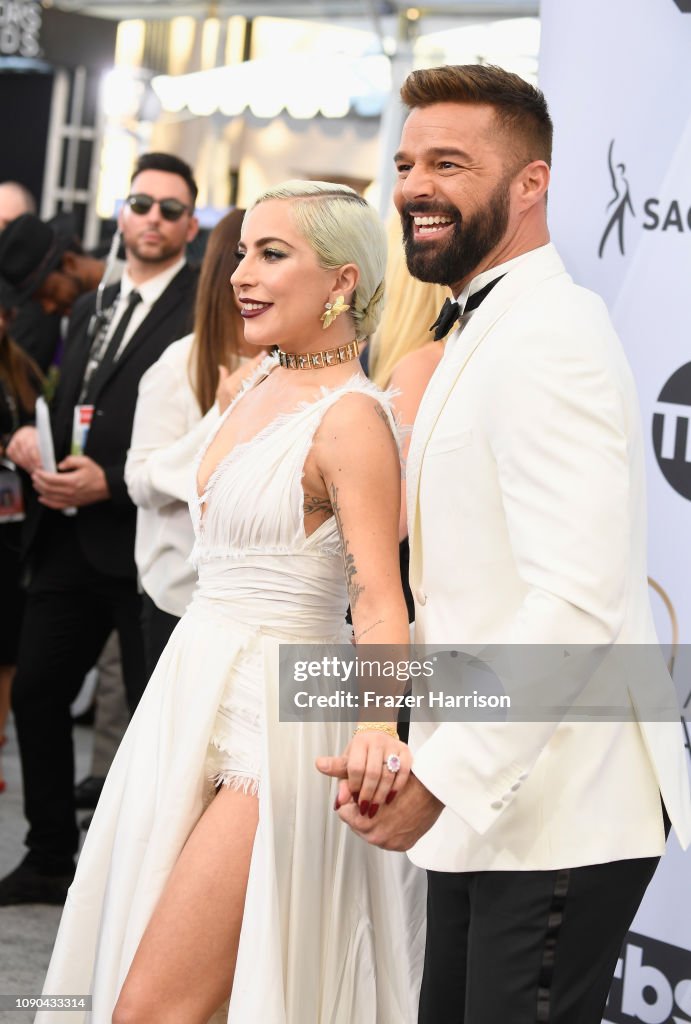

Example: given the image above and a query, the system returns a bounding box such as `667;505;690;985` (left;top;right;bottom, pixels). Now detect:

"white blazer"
406;243;691;872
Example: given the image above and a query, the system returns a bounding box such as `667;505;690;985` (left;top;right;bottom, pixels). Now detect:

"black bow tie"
429;274;506;341
429;297;462;342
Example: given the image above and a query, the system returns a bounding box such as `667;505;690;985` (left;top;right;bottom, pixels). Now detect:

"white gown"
38;356;425;1024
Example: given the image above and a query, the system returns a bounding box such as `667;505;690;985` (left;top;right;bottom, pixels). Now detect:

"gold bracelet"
353;722;399;739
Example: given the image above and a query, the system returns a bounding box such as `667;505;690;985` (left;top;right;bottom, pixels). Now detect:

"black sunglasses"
125;193;192;221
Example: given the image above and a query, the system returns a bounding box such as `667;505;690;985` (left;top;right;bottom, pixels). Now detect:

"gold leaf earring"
320;295;350;330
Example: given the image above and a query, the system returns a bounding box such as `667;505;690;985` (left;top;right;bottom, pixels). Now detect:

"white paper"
35;396;76;516
35;396;56;472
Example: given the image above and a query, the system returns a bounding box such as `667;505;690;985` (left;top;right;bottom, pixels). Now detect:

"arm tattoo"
354;619;384;643
303;494;332;517
374;402;394;436
329;482;365;610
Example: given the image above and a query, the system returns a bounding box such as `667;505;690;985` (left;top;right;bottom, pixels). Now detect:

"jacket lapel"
51;287;119;456
88;265;192;406
406;244;566;584
69;285;120;398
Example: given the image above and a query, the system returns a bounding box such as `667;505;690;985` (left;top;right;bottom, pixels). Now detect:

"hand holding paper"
32;455;109;509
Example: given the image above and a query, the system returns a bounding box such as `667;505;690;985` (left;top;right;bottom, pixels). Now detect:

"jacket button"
490;800;503;810
511;783;521;791
416;590;427;606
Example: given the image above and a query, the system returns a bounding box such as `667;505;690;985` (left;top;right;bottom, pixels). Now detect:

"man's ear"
332;263;359;302
186;215;200;244
516;160;550;210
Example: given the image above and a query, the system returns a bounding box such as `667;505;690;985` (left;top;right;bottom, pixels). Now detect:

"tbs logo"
605;933;691;1023
653;362;691;501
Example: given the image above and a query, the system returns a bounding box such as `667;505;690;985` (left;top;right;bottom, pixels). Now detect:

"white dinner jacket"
406;242;691;872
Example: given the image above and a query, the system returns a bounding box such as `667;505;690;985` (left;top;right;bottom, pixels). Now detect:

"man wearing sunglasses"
1;152;199;906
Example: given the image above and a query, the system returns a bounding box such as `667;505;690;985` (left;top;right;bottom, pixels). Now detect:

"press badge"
0;458;25;523
72;404;95;456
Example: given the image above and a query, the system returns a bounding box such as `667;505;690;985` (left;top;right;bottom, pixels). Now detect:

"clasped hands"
316;729;444;852
6;426;109;509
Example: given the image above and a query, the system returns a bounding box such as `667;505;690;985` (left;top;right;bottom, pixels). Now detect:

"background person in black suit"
0;185;98;376
0;152;199;905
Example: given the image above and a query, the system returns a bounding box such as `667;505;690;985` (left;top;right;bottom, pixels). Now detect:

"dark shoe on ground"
0;858;74;906
74;774;105;809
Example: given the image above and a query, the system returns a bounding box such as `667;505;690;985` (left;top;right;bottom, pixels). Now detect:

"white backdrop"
539;2;691;1022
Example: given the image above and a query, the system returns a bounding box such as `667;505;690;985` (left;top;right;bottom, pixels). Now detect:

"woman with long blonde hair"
369;215;450;544
369;214;450;390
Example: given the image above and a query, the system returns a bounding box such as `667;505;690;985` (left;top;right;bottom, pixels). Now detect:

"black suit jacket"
27;263;197;580
11;301;62;374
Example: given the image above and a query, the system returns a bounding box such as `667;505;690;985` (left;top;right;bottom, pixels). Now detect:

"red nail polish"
368;803;379;818
385;791;397;805
359;800;370;815
334;796;340;810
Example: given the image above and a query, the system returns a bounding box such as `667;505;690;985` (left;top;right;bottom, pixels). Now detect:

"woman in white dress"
40;181;424;1024
125;209;266;670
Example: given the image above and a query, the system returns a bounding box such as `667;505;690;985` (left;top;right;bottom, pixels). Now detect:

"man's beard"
127;233;182;265
402;178;511;287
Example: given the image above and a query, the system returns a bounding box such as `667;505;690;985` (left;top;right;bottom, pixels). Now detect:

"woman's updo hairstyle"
249;180;387;340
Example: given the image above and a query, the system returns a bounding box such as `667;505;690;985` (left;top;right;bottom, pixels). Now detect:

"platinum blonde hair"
249;180;386;340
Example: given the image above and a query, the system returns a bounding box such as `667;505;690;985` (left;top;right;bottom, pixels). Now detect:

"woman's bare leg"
113;784;258;1024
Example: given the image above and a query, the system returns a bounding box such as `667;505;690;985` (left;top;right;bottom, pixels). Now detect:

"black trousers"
140;591;180;679
11;515;146;871
418;849;662;1024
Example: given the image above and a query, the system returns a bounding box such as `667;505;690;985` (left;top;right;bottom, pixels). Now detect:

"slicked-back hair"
400;64;553;170
250;180;387;340
131;152;199;205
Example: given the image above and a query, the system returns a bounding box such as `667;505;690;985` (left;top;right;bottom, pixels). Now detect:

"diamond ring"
384;753;401;773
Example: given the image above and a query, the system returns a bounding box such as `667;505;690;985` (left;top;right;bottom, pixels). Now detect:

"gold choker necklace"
277;339;359;370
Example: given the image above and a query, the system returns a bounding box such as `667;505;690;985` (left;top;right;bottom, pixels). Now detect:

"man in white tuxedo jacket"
324;65;691;1023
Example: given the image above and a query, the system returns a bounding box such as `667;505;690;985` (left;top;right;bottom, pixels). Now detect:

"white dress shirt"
125;334;219;617
454;247;541;313
109;257;187;359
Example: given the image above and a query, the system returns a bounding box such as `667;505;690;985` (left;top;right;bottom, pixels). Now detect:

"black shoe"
0;859;74;906
74;774;105;809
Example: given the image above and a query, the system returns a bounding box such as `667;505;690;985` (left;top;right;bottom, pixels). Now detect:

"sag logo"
605;933;691;1024
598;140;635;258
598;140;691;258
653;363;691;501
